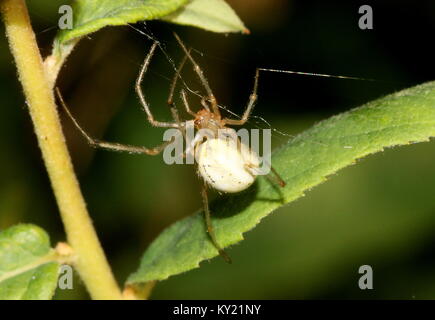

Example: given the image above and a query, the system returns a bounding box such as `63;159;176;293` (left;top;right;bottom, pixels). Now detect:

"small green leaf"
57;0;189;43
0;224;60;300
163;0;248;33
127;81;435;284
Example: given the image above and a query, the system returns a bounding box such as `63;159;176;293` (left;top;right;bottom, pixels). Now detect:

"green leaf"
0;224;60;300
162;0;248;34
57;0;189;43
48;0;246;86
127;81;435;284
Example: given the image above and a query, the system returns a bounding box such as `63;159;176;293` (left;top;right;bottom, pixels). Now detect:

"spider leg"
201;182;232;264
136;41;179;128
245;157;286;188
167;49;190;107
173;32;220;117
267;165;286;188
56;88;174;155
224;68;259;126
167;50;194;142
180;89;196;116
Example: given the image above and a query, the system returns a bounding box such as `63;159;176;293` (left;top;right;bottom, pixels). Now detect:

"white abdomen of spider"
196;134;261;193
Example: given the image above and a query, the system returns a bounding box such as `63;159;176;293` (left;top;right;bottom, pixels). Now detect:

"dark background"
0;0;434;299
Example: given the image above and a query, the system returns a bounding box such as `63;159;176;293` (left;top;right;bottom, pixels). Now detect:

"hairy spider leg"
56;87;174;155
201;182;232;264
136;41;180;128
224;68;260;126
173;32;220;117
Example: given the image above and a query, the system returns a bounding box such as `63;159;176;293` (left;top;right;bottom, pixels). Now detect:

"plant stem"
1;0;122;300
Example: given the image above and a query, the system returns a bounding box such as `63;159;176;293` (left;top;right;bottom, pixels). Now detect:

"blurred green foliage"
0;0;434;299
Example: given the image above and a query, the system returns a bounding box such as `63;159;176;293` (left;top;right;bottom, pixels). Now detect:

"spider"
55;33;285;263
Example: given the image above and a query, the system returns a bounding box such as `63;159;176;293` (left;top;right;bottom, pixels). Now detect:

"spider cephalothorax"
194;108;225;132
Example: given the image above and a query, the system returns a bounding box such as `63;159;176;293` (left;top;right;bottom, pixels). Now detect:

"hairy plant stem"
1;0;122;299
